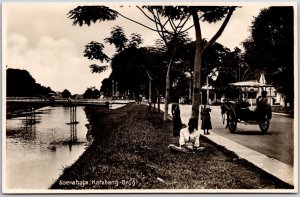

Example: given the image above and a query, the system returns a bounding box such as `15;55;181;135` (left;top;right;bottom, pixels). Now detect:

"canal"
5;106;92;189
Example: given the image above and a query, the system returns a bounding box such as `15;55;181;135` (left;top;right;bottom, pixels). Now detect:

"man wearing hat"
256;90;272;121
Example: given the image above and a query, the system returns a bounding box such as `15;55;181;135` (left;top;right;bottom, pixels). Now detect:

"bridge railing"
6;97;51;102
6;97;135;104
6;97;112;103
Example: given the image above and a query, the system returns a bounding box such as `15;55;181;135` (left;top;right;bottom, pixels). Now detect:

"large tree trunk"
163;57;174;121
191;7;235;128
191;10;203;129
189;72;193;102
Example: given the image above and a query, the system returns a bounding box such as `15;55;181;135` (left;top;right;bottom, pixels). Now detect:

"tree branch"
162;17;171;29
117;11;168;34
155;9;169;34
202;7;236;53
136;6;156;23
181;14;205;33
149;9;169;45
230;69;237;80
140;64;153;80
168;16;177;32
242;67;249;81
178;13;192;32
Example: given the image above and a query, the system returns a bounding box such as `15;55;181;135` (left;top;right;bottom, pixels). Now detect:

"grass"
50;103;292;190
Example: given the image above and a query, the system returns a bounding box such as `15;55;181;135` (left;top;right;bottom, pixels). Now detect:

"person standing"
171;102;182;137
256;90;272;121
201;104;212;135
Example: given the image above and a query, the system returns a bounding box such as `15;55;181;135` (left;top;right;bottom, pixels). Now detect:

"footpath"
162;104;295;187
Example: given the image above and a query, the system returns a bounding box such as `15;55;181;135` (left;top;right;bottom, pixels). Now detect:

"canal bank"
50;103;292;190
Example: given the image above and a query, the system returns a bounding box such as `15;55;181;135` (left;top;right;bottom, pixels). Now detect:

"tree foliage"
6;68;53;97
128;33;143;48
68;5;237;121
84;41;109;73
84;41;109;61
62;89;71;98
243;6;294;105
100;78;112;96
175;41;249;97
68;6;118;26
104;26;128;52
83;87;100;99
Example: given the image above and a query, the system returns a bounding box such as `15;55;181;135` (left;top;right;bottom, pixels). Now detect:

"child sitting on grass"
169;118;204;153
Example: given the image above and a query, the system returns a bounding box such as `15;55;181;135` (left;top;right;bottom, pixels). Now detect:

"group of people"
169;102;212;153
169;91;271;153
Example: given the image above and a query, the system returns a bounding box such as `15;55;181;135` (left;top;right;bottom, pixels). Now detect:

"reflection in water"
24;107;37;140
68;106;78;152
24;121;37;141
25;106;36;125
6;106;90;189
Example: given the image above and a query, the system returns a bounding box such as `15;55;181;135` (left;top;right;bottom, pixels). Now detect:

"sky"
4;3;271;95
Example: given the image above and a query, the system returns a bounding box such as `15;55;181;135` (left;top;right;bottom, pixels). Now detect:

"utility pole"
149;80;152;107
115;81;118;95
112;79;115;98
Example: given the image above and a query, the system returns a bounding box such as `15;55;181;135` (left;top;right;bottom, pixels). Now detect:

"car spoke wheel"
222;113;226;125
227;108;237;133
259;116;270;133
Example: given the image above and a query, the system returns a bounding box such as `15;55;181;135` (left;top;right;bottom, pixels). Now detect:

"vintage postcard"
2;1;298;193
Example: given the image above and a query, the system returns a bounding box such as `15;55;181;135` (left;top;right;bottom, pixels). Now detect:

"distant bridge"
6;97;135;107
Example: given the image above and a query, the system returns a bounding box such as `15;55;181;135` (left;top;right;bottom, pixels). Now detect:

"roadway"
168;104;295;166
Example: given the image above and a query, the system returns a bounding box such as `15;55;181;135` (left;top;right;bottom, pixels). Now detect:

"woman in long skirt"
201;104;212;135
172;103;182;137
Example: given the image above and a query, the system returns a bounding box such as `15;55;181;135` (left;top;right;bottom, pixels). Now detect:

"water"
5;106;91;190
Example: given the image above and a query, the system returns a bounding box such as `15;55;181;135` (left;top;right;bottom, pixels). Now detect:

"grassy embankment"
51;103;292;190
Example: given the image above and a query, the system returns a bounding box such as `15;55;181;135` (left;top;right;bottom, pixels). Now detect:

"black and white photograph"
2;2;298;193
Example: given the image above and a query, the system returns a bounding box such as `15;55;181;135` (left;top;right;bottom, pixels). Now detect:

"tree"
174;40;247;104
68;6;192;120
110;45;168;109
104;26;128;52
137;7;192;120
68;5;237;123
83;87;100;99
83;25;144;97
189;7;236;126
62;89;71;98
84;41;110;73
6;68;53;97
110;47;148;94
100;78;112;96
243;6;294;107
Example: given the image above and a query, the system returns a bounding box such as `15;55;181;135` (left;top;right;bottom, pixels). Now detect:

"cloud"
6;33;111;94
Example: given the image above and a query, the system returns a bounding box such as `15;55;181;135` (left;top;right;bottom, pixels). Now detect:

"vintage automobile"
221;81;273;133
